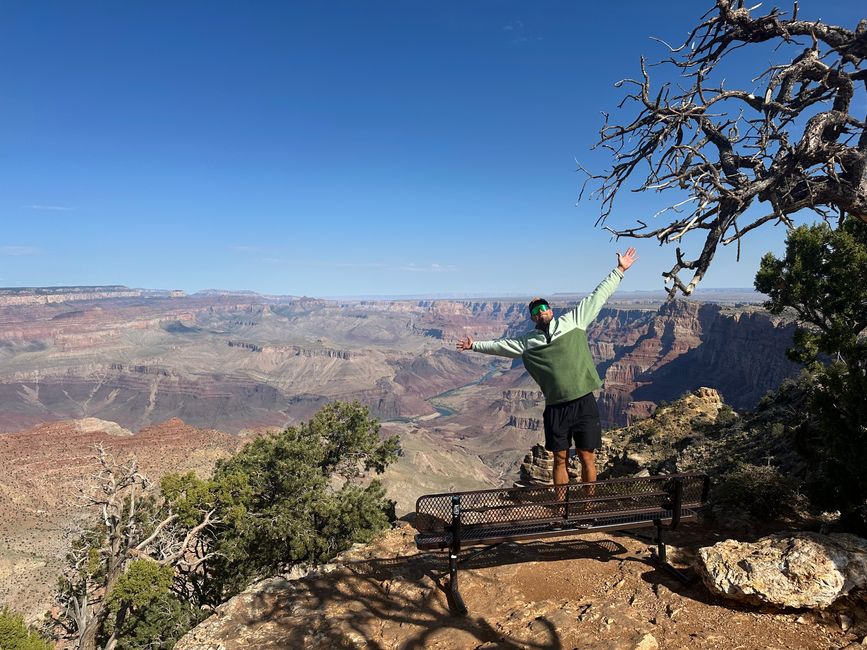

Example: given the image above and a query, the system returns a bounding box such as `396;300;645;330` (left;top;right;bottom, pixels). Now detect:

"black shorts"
543;393;602;452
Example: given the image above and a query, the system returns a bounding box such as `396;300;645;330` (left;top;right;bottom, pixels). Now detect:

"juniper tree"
54;401;400;647
201;400;400;595
755;217;867;529
0;608;52;650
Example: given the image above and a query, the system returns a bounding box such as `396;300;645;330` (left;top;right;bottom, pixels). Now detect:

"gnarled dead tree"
54;445;218;650
586;0;867;297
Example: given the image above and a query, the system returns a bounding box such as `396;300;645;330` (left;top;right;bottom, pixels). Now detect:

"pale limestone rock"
73;417;133;436
633;634;659;650
694;386;723;403
696;532;867;608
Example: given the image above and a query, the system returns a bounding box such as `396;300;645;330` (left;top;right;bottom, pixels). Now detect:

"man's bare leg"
553;450;569;514
576;449;597;516
575;449;596;482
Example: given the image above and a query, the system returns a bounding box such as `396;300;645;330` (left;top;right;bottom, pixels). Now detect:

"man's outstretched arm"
571;247;638;329
456;335;525;358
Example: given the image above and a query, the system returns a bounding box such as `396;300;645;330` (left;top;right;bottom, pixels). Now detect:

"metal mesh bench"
414;472;710;614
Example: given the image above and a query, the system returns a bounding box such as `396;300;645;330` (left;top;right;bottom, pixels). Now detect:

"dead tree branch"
586;0;867;297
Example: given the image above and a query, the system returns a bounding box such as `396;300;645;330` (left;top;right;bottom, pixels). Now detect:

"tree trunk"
103;602;128;650
76;617;102;650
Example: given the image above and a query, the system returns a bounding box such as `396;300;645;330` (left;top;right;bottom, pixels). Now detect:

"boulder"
696;532;867;608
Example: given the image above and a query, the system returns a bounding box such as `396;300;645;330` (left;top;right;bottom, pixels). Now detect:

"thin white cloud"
395;263;458;273
1;246;42;256
334;262;388;269
330;261;457;273
503;20;542;44
259;259;458;273
232;245;266;254
24;204;76;211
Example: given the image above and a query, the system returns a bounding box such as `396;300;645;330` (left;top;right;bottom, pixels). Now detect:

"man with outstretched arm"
456;247;637;492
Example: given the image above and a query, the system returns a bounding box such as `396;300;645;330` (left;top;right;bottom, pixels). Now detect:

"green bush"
710;463;804;520
103;571;203;650
716;405;738;427
166;400;401;599
0;608;52;650
756;217;867;532
211;401;399;592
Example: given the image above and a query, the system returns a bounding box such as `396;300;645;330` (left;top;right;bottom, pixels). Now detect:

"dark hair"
528;297;549;313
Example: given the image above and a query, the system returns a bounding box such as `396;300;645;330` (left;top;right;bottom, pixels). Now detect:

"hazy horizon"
0;282;766;303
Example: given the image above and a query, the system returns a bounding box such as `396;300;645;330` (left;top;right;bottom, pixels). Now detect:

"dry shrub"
710;463;805;520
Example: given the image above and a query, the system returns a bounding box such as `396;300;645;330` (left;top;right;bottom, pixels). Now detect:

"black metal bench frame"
414;472;710;615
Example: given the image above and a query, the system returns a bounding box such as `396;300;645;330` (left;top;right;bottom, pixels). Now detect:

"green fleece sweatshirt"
471;268;623;405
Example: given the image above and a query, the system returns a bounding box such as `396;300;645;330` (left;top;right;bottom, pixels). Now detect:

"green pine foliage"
102;595;202;650
106;561;173;610
0;608;52;650
101;561;202;650
755;217;867;531
755;218;867;366
157;400;400;600
202;400;400;594
53;400;400;648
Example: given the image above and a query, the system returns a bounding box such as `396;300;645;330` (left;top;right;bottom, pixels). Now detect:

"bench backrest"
415;472;709;533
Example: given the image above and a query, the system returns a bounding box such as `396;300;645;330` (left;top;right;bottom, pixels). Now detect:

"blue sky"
1;1;863;297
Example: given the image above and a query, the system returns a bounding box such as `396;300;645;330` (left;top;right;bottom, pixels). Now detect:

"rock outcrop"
506;415;541;431
696;533;867;608
597;387;726;477
516;444;580;486
0;286;141;306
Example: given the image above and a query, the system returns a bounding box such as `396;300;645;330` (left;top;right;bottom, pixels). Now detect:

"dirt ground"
177;521;866;650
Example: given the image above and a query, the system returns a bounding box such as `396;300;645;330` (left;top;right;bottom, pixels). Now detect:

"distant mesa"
0;285;132;295
72;417;133;437
195;289;263;297
162;320;201;334
0;285;141;306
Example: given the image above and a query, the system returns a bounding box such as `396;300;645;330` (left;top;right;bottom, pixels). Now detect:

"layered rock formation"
515;443;584;486
592;301;799;426
0;285;141;306
0;288;799;433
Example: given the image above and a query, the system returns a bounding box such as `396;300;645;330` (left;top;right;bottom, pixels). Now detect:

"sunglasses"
530;304;550;316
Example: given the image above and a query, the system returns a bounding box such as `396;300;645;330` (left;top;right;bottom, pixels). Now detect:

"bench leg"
447;495;468;615
449;552;468;616
651;519;691;584
654;519;667;563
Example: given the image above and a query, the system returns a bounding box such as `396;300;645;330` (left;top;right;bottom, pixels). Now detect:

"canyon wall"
0;289;799;434
591;301;799;426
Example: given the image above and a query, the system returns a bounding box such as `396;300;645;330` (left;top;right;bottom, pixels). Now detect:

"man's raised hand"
456;336;474;352
617;247;638;273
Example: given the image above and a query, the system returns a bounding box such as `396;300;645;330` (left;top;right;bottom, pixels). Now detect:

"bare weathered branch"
585;0;867;295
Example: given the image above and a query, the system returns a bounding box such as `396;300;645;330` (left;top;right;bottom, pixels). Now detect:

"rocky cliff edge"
176;522;860;650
